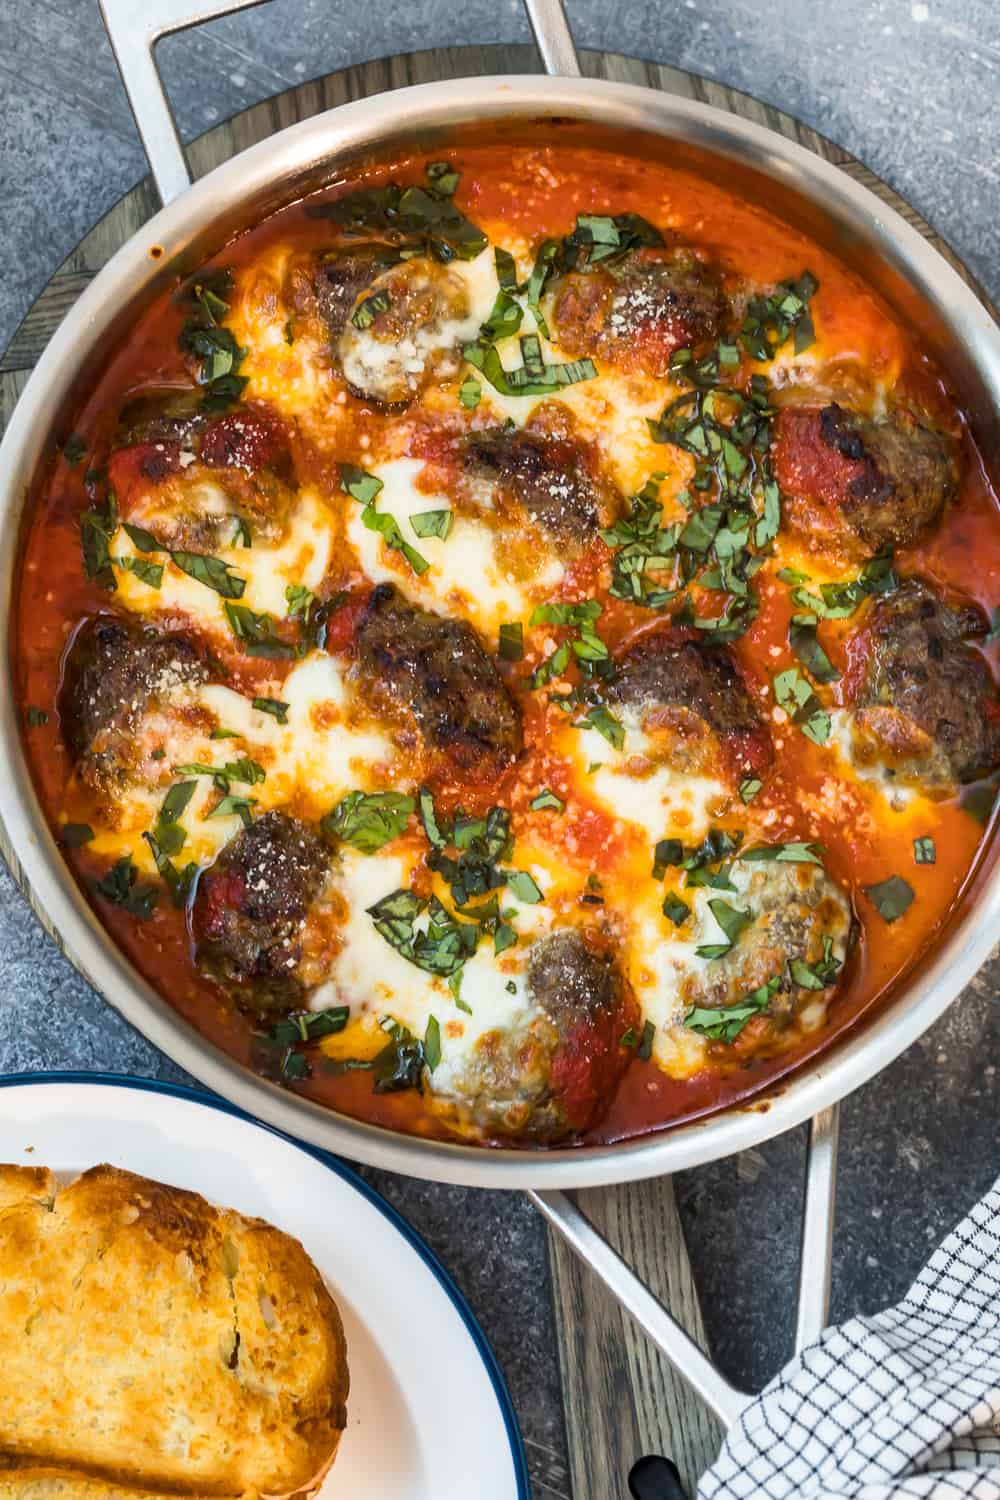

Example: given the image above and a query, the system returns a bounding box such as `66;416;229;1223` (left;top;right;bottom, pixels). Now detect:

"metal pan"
0;0;997;1423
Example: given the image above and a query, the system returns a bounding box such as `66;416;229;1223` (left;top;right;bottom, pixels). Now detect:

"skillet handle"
99;0;583;208
531;1101;841;1432
98;0;271;207
521;0;583;77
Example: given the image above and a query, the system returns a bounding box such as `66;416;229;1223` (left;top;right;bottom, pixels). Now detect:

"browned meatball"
463;427;613;552
288;246;473;405
60;615;207;791
429;930;637;1143
192;811;332;1013
551;246;727;376
608;633;772;779
108;397;298;549
682;863;854;1029
848;580;1000;787
305;244;399;344
354;583;523;780
772;402;959;560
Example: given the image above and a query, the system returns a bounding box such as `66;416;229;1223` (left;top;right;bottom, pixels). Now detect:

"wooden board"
1;43;992;1500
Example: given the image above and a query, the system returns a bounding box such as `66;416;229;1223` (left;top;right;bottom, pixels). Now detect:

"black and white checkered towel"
699;1177;1000;1498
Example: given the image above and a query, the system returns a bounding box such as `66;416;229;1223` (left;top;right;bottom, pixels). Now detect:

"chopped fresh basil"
621;1027;638;1048
427;160;460;197
424;1015;442;1071
684;977;780;1042
789;937;842;991
80;491;118;591
662;891;691;926
530;788;565;813
773;667;831;745
280;1050;310;1082
92;855;159;920
960;780;998;826
637;1019;656;1062
174;756;264;788
789;615;840;684
418;786;447;850
178;301;248;411
560;212;663;271
913;836;936;865
479;288;524;342
863;874;915;924
524;238;559;338
741;841;823;865
339;463;384;506
271;1007;349;1044
739;777;763;803
498;622;523;661
142;832;196;908
115;555;163;589
307;171;488;263
224;602;297;659
154;779;197;853
168;549;245;599
506;871;543;904
367;889;478;979
62;433;86;466
464;338;596;398
740;271;819;362
210;726;241;740
494;923;516;955
410;508;452;540
449;968;472;1013
322;790;415;853
284;318;294;345
351;288;392;330
695;899;752;960
575;704;624;750
208;794;256;825
459;374;481;409
286;583;315;622
253;696;289;724
62;822;95;847
372;1025;427;1095
653;828;743;888
359;496;429;575
231;517;252;549
25;706;48;727
494;245;518;290
122;521;160;553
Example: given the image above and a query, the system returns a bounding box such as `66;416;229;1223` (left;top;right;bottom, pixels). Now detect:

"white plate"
0;1073;529;1500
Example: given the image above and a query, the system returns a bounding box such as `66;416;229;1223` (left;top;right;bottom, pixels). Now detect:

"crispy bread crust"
0;1165;348;1496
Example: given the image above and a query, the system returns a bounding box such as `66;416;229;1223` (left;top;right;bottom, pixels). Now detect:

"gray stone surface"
0;2;998;1495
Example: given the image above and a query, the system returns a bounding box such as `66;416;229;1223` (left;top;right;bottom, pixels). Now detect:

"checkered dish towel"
699;1178;1000;1499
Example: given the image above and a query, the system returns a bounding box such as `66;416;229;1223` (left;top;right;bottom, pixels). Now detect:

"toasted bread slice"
0;1468;222;1500
0;1164;348;1496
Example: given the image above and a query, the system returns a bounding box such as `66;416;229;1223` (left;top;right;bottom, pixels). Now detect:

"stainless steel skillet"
0;0;997;1426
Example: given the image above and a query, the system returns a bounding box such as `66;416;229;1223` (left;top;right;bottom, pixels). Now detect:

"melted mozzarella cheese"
81;653;399;873
307;845;555;1080
346;457;563;636
112;488;333;627
569;710;730;844
826;707;920;810
467;300;671;496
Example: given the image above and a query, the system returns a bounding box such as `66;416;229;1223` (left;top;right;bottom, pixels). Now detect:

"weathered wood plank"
550;1180;725;1498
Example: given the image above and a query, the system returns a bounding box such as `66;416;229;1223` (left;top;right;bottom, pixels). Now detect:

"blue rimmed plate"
0;1073;529;1500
